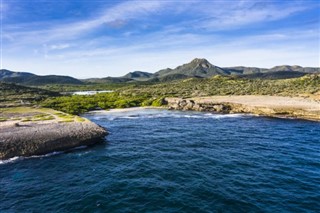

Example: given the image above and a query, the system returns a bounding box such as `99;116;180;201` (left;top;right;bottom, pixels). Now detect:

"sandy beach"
194;96;320;112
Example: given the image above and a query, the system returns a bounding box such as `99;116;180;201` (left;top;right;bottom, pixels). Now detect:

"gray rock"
0;121;107;160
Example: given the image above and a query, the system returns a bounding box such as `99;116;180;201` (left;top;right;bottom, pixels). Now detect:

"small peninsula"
0;107;107;160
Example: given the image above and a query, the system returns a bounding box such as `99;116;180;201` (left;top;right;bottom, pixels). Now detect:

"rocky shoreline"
0;108;107;160
166;96;320;121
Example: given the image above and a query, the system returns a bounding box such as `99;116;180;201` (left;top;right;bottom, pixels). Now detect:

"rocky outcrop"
0;121;107;160
166;96;320;121
167;99;232;112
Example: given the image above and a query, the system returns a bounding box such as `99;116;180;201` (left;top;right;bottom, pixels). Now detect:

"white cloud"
49;44;71;50
4;0;170;44
2;0;319;77
165;1;309;31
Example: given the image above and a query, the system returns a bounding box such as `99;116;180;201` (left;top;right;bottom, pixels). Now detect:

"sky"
1;0;319;78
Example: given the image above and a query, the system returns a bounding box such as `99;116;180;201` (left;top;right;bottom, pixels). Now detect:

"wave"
0;146;88;165
0;156;20;165
93;110;250;121
0;152;63;165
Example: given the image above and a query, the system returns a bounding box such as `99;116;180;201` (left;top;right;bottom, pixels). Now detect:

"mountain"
224;65;320;75
0;69;35;79
154;58;228;78
0;69;83;85
117;59;319;82
83;77;133;84
2;59;319;85
222;66;268;75
269;65;319;73
122;71;154;80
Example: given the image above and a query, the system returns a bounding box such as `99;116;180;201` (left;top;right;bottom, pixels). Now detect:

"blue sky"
1;0;319;78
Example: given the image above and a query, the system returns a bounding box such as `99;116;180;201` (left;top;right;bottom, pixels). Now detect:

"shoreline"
86;106;165;115
1;95;318;160
165;95;320;121
85;95;319;121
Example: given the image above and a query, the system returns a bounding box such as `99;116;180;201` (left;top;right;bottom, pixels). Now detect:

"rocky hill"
2;59;319;85
119;58;319;82
123;71;154;80
0;69;83;85
0;69;35;79
154;58;228;78
224;65;319;75
83;77;133;84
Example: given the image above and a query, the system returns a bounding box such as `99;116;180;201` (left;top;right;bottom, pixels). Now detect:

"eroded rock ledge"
0;121;107;160
0;107;108;160
166;96;320;121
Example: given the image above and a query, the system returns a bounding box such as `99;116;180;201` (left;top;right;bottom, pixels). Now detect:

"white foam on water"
120;116;139;119
0;152;63;165
92;109;251;121
0;146;88;165
0;156;20;165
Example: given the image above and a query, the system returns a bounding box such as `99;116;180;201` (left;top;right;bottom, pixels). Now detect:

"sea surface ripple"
1;109;319;212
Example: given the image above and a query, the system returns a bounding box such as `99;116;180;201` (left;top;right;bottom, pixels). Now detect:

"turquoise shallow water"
1;109;320;212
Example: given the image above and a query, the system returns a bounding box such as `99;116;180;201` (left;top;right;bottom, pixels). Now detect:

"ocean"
1;109;319;212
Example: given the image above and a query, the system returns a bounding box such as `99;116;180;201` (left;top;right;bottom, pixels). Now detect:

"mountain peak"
122;71;154;80
191;58;209;63
189;58;213;69
155;58;227;78
270;65;304;72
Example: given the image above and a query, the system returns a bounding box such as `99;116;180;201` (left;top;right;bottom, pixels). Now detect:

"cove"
1;109;319;212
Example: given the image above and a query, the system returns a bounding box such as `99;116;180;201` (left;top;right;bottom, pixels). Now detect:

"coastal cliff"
166;96;320;121
0;107;107;160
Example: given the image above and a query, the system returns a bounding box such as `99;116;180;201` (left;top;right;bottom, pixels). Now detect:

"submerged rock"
0;121;107;160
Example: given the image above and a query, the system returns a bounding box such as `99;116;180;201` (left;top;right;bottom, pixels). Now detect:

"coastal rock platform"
0;107;107;160
166;95;320;121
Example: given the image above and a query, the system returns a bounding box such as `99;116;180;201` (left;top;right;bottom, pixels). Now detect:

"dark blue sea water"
1;109;320;212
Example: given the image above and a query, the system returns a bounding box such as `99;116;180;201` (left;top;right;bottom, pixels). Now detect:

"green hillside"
0;70;83;85
154;58;228;78
0;82;60;107
40;74;320;115
123;71;154;80
120;74;320;97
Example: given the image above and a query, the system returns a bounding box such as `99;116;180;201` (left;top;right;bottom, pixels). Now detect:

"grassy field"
0;107;87;123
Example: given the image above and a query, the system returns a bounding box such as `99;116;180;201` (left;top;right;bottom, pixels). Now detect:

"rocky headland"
0;107;107;160
166;96;320;121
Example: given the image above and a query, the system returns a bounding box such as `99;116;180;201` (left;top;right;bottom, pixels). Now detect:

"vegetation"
0;107;87;123
0;82;60;107
1;73;319;115
40;92;165;115
119;74;320;98
39;74;319;115
37;82;131;92
0;69;83;85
